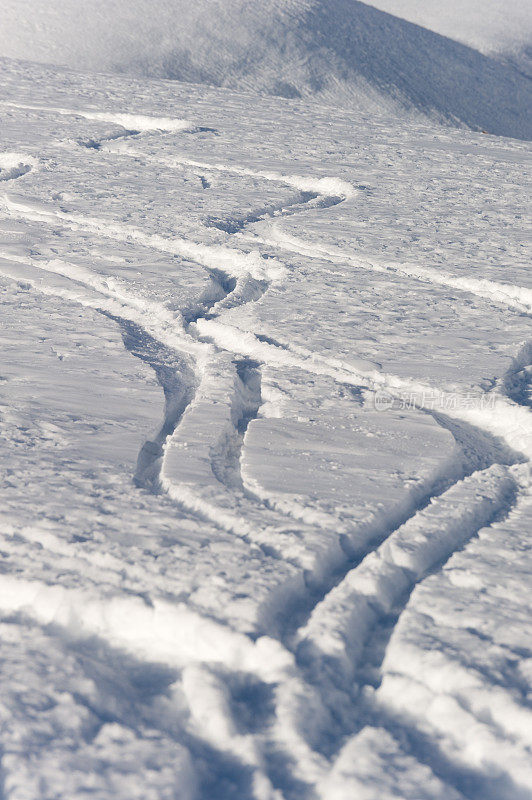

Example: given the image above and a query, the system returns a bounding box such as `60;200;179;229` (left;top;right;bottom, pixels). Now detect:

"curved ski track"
0;110;531;800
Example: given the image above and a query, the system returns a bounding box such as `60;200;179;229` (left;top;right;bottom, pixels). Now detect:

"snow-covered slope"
364;0;532;64
0;0;531;139
0;58;531;799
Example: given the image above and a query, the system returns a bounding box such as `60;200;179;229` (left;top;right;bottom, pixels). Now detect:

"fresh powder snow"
0;4;531;800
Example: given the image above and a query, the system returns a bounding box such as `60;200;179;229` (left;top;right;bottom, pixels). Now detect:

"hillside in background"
0;0;530;139
364;0;532;73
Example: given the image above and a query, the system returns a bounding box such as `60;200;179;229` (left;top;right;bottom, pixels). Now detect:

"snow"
0;1;531;139
375;494;532;799
0;52;530;800
364;0;532;62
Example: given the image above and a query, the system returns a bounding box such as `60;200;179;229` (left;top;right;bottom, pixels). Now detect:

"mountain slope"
364;0;532;67
1;0;530;138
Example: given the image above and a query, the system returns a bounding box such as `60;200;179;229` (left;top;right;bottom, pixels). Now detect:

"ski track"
105;313;198;491
247;225;532;316
76;129;142;151
1;120;531;799
296;464;519;716
99;146;532;314
99;146;358;202
205;191;336;235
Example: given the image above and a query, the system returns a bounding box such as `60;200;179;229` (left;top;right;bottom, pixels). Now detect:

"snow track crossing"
0;99;531;800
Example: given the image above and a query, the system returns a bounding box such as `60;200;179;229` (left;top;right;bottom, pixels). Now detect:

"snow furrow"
260;472;528;795
296;464;519;687
0;254;211;501
206;192;325;235
158;351;348;577
2;192;286;282
249;225;532;314
503;339;532;408
99;147;358;201
194;318;532;462
210;357;262;491
206;274;270;317
369;501;532;800
104;314;198;491
76;128;141;150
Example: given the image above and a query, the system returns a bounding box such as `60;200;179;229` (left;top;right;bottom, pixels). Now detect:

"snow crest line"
101;146;358;201
1;193;286;282
0;100;196;133
0;574;295;684
97;144;531;314
248;225;532;315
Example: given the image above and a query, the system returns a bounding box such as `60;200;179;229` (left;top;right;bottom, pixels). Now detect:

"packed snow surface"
1;0;531;139
0;57;531;799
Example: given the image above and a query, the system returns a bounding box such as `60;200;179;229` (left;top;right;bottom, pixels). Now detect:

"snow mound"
0;0;530;139
0;152;37;182
67;109;195;133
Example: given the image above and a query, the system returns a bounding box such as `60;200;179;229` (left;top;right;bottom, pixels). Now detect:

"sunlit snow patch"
0;152;37;182
78;110;195;132
0;101;195;133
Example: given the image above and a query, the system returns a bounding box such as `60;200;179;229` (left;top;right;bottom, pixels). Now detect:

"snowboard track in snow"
77;129;141;150
104;313;198;491
93;146;532;315
1;111;531;799
1;270;528;800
